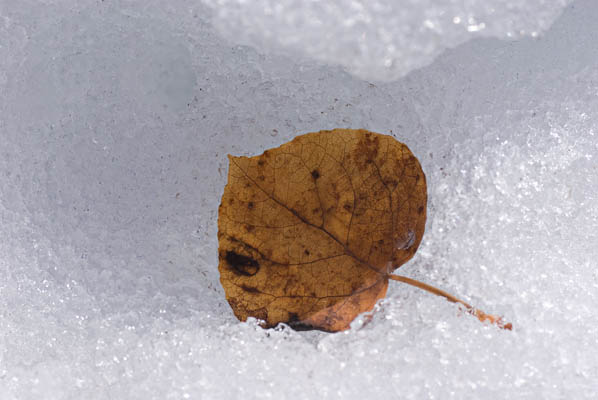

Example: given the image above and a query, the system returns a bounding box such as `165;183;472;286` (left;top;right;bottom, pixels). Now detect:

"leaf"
217;128;511;332
217;129;427;331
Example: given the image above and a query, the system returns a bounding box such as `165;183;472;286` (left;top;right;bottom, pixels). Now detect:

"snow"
202;0;571;81
1;0;597;398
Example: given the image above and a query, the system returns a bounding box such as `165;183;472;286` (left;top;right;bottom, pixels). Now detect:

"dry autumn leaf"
218;129;510;332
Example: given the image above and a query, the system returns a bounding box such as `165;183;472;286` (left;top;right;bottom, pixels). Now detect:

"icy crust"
202;0;571;81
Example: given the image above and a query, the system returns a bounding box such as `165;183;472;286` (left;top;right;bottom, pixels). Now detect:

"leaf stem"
388;274;512;330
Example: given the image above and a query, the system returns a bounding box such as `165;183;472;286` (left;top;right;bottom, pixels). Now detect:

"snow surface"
1;0;597;399
203;0;571;81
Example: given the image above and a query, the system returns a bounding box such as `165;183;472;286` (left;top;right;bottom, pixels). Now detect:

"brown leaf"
217;129;427;331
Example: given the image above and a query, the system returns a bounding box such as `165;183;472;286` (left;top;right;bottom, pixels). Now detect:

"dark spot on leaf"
240;284;260;294
225;251;260;276
304;249;310;255
354;133;380;171
286;313;318;331
258;160;265;166
311;169;320;180
418;206;424;214
248;201;254;209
